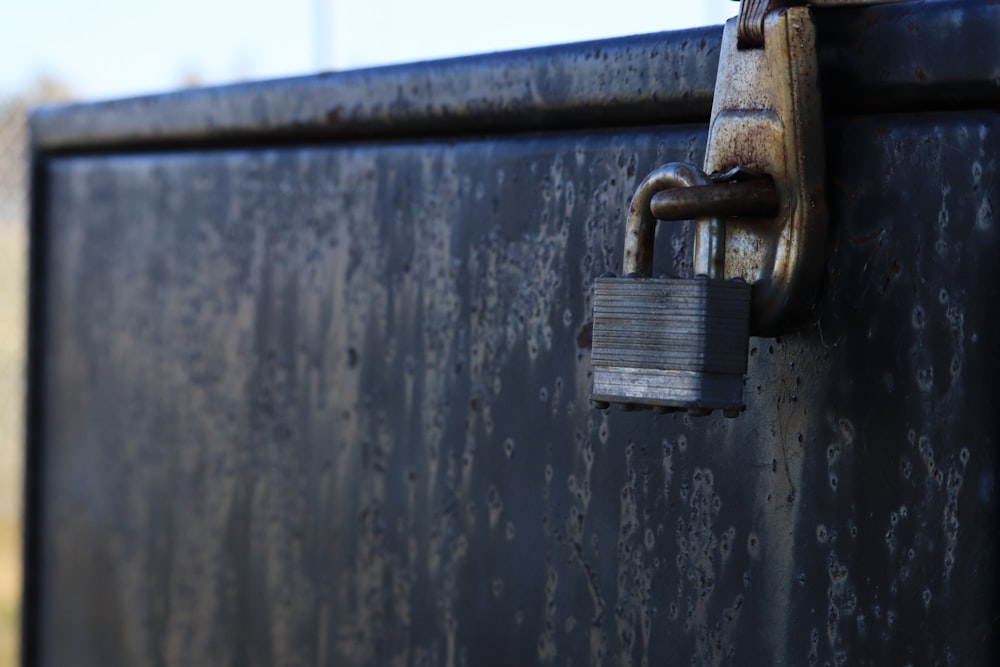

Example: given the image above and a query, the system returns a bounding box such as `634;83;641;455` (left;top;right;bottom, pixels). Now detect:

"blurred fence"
0;92;26;520
0;91;27;667
0;97;27;230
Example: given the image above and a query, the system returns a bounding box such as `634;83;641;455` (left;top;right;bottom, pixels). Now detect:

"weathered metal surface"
806;112;1000;666
28;29;722;152
34;129;707;667
27;1;1000;152
30;113;999;666
816;0;1000;113
24;1;1000;666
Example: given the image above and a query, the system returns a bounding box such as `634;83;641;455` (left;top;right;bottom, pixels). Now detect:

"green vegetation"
0;224;25;667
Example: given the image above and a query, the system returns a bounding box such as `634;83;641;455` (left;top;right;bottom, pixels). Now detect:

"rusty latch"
702;1;829;335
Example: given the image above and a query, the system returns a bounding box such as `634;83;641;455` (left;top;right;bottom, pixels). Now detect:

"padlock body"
591;276;751;411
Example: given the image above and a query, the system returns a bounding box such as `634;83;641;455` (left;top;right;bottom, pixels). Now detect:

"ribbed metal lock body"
590;275;751;411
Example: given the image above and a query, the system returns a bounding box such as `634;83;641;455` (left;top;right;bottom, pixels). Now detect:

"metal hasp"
707;4;826;335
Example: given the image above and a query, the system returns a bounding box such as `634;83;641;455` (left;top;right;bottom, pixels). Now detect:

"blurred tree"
178;69;206;89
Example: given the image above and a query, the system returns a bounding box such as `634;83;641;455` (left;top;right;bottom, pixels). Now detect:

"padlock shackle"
623;162;725;279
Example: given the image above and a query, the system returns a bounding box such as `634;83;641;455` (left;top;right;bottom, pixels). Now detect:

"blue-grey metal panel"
32;112;998;665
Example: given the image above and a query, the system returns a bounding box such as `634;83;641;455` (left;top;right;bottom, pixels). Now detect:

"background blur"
0;1;735;664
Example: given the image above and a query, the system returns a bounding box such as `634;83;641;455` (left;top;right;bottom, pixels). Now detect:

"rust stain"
880;261;902;294
576;321;593;349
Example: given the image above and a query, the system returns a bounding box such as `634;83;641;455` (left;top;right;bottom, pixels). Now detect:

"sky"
0;0;736;102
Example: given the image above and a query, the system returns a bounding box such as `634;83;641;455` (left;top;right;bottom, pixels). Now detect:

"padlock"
590;162;751;416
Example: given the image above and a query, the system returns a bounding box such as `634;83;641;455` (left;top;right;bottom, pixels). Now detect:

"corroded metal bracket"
705;6;826;335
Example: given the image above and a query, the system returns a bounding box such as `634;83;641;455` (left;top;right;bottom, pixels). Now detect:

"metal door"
24;1;999;664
